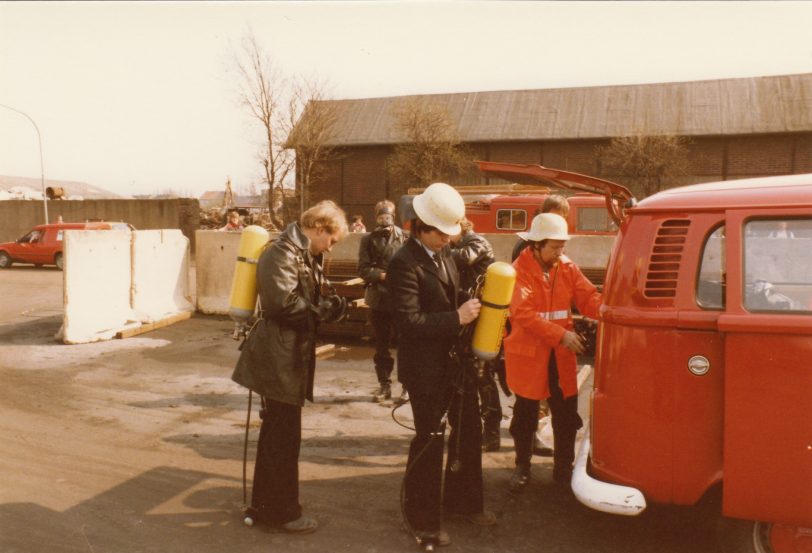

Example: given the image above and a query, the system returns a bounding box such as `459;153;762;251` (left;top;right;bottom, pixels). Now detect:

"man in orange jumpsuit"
504;213;602;491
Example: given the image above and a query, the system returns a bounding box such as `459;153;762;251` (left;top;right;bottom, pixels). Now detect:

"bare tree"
284;78;339;216
595;134;691;198
386;98;472;188
234;33;292;228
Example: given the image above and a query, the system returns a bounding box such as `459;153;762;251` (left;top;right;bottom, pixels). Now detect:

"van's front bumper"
571;427;647;516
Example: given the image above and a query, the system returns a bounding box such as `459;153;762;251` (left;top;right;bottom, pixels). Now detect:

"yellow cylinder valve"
471;261;517;360
229;225;270;330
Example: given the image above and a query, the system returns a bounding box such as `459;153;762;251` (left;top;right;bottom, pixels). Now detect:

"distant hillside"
0;175;123;199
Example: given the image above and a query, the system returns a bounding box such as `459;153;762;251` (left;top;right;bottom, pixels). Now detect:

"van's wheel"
0;252;11;268
717;517;808;553
54;253;63;271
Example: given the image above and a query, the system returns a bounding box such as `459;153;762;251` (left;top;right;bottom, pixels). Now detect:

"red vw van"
477;162;812;553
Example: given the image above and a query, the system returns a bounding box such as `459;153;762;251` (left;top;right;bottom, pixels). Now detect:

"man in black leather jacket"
450;218;502;452
232;200;348;534
358;200;407;402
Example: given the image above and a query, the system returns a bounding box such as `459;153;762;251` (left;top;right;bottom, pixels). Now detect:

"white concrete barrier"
194;230;615;315
62;230;136;344
132;229;194;322
61;229;195;344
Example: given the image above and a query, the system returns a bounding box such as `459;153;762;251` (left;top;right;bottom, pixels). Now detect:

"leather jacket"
358;225;406;311
451;230;495;295
231;222;325;406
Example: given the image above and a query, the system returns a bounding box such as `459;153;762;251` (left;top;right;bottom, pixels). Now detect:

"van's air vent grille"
644;220;690;298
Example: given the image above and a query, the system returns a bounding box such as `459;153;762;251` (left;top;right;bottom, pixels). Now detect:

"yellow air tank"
471;261;517;360
228;225;270;327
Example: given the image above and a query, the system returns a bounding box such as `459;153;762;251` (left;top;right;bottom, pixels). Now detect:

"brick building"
294;73;812;225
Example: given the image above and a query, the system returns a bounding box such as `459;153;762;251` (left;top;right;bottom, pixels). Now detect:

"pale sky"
1;1;811;198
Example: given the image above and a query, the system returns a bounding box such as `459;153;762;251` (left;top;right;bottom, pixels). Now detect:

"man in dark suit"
388;182;496;549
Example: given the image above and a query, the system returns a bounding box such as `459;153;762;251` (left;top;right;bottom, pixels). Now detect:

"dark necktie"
433;253;447;280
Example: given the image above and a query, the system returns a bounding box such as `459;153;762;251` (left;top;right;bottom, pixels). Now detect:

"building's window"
743;218;812;313
496;209;527;230
576;207;618;233
696;225;725;309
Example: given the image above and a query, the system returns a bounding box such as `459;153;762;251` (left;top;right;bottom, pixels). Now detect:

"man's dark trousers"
251;398;302;525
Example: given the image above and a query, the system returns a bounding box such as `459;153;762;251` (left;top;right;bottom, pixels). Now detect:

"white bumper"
571;427;647;516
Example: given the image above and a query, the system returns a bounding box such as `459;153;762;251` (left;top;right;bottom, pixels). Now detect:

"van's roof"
34;222;114;230
636;173;812;211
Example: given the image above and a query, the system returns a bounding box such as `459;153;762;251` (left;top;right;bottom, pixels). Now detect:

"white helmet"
518;213;570;242
412;182;465;236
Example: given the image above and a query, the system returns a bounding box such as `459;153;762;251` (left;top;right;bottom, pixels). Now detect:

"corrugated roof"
310;73;812;146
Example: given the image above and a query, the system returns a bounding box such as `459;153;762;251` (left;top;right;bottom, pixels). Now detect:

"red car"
0;221;131;270
477;162;812;553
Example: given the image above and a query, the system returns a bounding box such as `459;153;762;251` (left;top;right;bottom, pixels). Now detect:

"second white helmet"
412;182;465;236
518;212;570;242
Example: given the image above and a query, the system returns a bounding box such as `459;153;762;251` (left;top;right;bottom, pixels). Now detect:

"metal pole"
0;103;49;223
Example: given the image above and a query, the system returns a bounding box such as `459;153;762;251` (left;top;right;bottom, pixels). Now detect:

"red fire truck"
477;161;812;553
402;183;618;236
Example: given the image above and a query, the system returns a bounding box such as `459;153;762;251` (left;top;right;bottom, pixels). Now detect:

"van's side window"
743;218;812;313
697;225;725;309
57;230;64;241
496;209;527;231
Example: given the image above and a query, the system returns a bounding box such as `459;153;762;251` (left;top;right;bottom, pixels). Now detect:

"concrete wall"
0;198;200;248
195;229;614;315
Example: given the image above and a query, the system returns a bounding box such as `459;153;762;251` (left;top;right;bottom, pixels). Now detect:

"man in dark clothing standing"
450;218;503;452
231;200;348;534
388;183;495;549
358;199;407;402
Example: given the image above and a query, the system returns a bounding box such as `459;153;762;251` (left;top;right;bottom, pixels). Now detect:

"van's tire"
0;252;11;268
54;253;63;271
717;517;779;553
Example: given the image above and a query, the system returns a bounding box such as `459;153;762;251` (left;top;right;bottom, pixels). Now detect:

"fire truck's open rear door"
476;161;634;227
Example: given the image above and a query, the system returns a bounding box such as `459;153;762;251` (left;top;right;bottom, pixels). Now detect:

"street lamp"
0;103;48;223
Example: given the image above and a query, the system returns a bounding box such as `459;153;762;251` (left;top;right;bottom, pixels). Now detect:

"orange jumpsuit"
504;248;601;480
504;250;601;400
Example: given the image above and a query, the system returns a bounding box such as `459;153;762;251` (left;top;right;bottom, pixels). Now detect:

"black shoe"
482;421;502;451
394;388;409;405
482;425;501;452
373;383;391;402
509;463;531;494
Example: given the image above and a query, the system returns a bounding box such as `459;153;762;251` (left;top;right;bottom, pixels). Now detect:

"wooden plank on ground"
315;343;335;357
115;311;193;339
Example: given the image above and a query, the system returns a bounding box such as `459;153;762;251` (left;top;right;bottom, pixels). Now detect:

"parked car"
0;221;132;270
477;162;812;553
